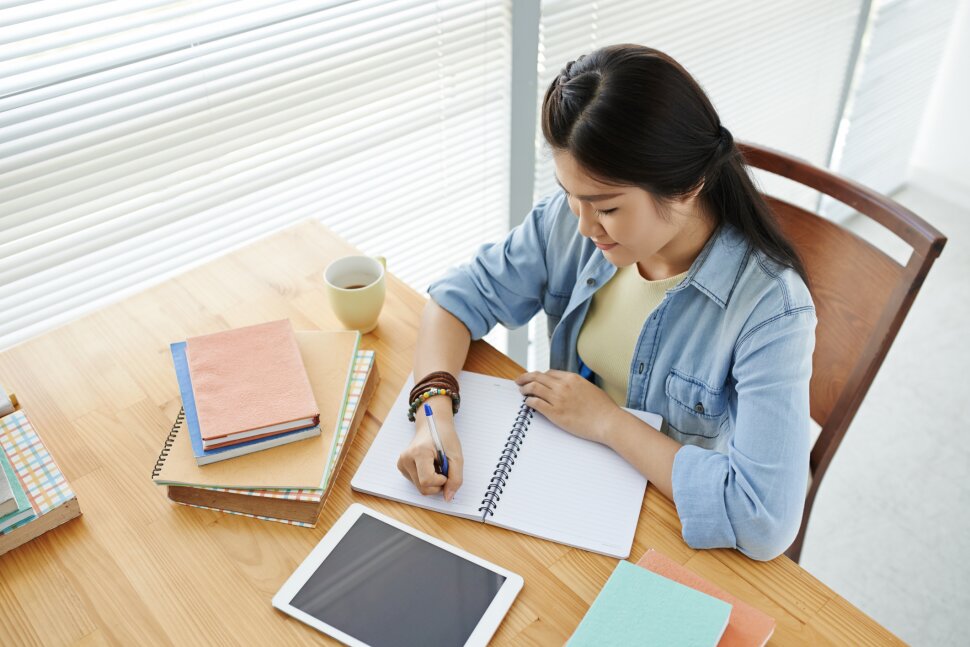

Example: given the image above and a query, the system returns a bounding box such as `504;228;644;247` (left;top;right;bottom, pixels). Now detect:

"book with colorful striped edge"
166;350;378;526
0;425;20;516
0;449;33;532
0;409;81;556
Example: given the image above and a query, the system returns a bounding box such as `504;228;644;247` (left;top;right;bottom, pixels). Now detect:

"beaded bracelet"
410;371;459;402
407;387;461;422
410;381;456;405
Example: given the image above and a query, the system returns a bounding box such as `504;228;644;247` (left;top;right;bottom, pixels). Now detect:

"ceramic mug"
324;255;386;333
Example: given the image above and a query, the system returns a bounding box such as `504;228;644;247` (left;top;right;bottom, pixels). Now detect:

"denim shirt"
428;190;816;560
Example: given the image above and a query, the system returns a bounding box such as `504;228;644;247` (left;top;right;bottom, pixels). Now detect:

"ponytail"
704;127;808;281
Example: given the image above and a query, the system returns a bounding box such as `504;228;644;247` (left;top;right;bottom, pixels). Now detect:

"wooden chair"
736;142;947;563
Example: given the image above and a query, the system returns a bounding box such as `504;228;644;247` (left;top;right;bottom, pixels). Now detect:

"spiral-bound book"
351;371;661;558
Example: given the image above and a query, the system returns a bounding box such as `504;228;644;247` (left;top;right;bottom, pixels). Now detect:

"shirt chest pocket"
664;369;728;439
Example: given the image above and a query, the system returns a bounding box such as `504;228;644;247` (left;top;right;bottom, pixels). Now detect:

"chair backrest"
737;142;946;560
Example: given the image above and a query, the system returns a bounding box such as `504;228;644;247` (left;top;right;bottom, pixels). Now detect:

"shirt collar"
675;223;750;309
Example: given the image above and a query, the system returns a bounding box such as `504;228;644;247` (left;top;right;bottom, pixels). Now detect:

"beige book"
153;330;359;490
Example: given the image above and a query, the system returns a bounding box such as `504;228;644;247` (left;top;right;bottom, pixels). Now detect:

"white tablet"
273;504;524;647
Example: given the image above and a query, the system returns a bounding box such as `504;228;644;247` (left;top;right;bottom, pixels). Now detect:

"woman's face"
553;150;707;276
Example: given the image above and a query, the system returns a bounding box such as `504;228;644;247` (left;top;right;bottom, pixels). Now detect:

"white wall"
909;0;970;204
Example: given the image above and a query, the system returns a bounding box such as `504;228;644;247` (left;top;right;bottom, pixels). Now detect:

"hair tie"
718;125;733;150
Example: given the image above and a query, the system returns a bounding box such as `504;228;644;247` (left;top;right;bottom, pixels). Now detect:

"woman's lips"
595;241;618;251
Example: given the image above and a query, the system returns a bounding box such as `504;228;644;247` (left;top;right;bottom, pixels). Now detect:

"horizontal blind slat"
1;2;494;147
1;22;507;200
1;84;507;285
0;0;413;112
1;65;508;236
2;0;512;351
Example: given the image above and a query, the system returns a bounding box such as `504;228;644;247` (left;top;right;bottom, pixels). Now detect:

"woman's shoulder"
746;250;812;309
720;228;815;334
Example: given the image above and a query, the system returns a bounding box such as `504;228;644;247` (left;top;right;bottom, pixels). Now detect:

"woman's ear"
686;179;705;200
672;181;705;211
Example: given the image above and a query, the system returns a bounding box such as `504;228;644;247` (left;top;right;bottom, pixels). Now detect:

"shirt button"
586;278;595;286
694;402;705;414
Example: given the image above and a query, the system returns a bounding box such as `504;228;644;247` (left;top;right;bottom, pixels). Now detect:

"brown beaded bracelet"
407;387;460;422
410;371;459;400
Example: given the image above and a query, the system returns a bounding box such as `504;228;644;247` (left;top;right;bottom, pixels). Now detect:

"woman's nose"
575;202;601;238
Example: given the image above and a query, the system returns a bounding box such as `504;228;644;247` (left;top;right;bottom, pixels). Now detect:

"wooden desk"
0;220;901;646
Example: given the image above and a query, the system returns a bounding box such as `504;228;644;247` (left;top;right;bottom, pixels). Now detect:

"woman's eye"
597;208;617;216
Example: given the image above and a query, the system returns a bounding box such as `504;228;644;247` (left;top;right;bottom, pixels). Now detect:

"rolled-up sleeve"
427;195;555;340
672;306;816;560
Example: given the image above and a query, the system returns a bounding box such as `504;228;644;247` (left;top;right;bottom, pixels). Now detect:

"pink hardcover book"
187;319;319;447
636;549;776;647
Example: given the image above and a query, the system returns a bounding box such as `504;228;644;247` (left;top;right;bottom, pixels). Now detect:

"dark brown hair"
541;44;807;282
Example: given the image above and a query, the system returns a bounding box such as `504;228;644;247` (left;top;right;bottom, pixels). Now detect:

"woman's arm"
413;299;471;384
397;300;471;501
517;301;814;562
402;195;560;500
671;309;816;561
600;409;682;499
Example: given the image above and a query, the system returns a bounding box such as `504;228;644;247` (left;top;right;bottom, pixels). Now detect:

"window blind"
823;0;958;219
0;0;511;350
528;0;866;369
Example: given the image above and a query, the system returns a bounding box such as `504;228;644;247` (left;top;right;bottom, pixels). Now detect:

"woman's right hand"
397;399;464;501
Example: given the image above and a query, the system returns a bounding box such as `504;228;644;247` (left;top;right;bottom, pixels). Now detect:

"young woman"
397;44;816;561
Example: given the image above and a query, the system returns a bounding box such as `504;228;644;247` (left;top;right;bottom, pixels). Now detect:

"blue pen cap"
424;403;432;416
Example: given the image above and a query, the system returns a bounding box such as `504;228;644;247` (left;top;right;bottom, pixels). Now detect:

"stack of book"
568;548;776;646
152;321;378;527
172;319;324;465
1;392;82;557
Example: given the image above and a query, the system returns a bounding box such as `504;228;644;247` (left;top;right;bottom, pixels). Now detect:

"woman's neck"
637;204;717;281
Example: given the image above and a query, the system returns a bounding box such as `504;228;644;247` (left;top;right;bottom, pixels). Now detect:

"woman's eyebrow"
555;176;622;201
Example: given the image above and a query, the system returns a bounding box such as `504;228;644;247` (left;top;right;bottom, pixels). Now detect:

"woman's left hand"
514;370;619;445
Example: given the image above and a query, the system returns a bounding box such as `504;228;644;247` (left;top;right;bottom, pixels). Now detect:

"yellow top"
577;265;688;405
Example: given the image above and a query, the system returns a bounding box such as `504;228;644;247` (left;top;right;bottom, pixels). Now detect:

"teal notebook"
568;560;732;647
0;449;35;533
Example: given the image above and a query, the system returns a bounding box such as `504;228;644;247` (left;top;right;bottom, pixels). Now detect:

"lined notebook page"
491;408;657;558
351;372;521;519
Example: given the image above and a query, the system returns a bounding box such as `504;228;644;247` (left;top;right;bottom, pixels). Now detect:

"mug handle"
374;256;386;270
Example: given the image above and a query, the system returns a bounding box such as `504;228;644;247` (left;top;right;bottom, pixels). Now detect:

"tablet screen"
289;514;508;647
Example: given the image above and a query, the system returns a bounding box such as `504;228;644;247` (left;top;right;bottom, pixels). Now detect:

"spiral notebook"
351;371;661;558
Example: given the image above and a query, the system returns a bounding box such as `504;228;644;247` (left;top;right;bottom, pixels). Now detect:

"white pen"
423;403;449;476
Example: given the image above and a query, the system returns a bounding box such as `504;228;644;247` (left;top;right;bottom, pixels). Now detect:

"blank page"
490;408;658;559
351;372;521;520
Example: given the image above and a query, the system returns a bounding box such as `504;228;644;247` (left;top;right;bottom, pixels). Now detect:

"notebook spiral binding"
479;401;533;519
151;407;184;479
